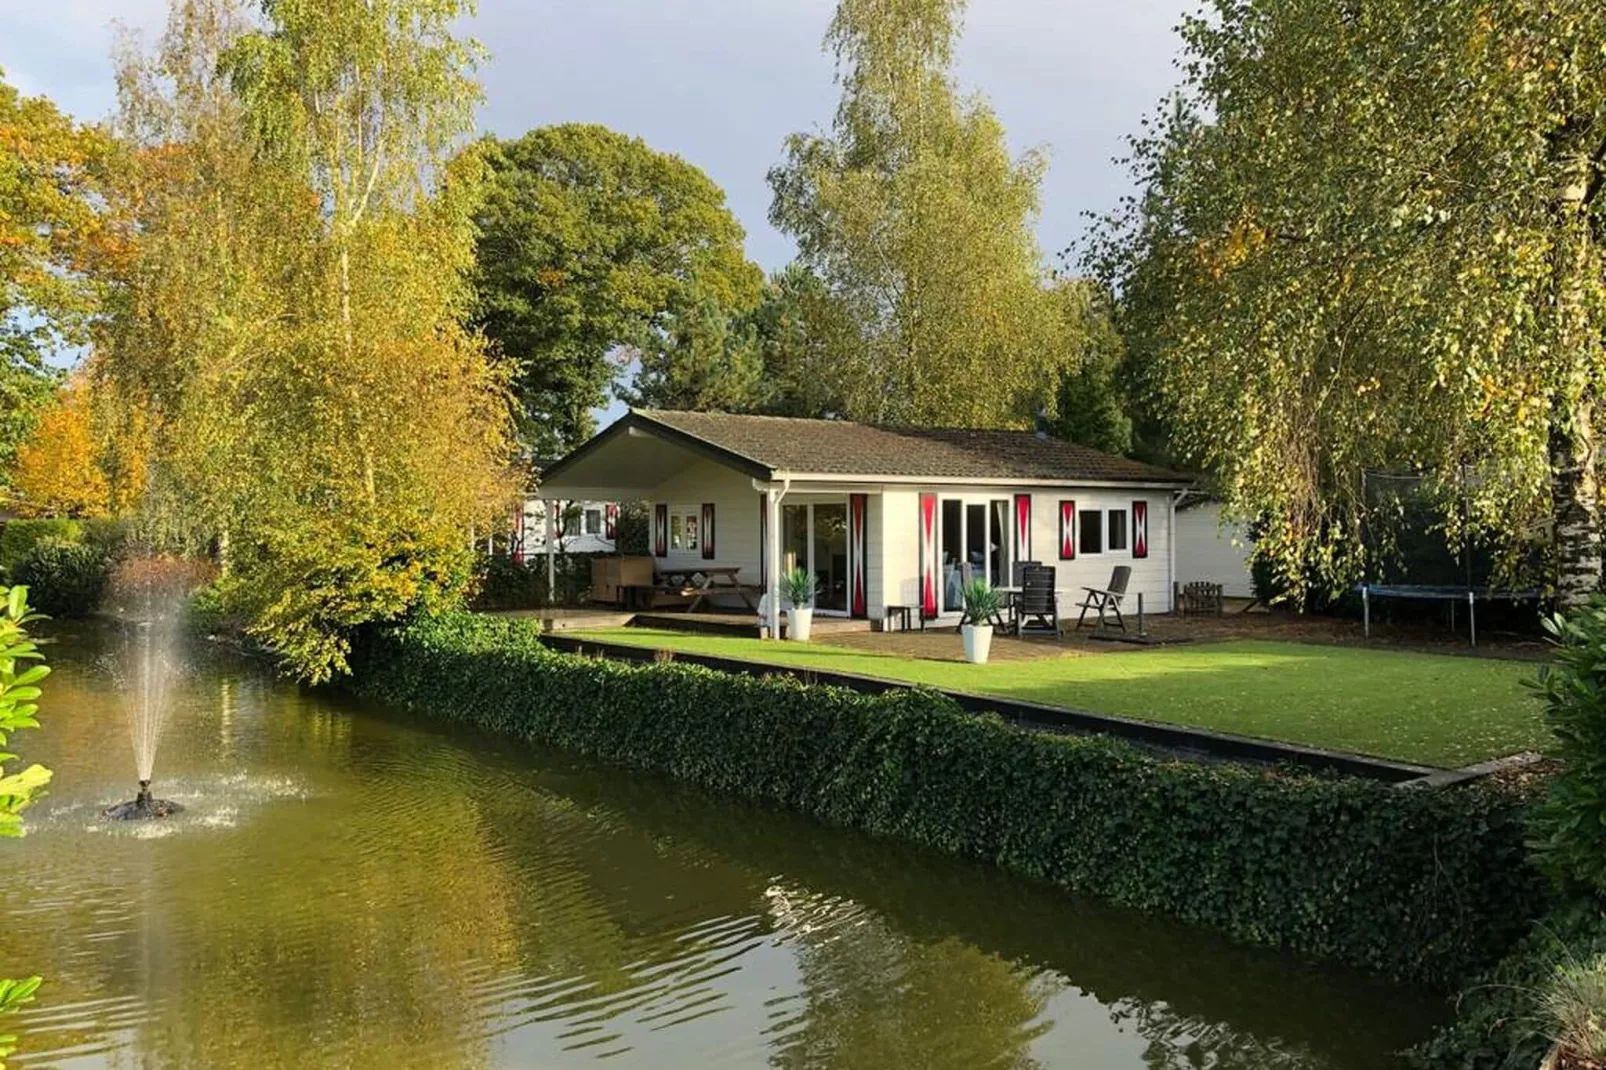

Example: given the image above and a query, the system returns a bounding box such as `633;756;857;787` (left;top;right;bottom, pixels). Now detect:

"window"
1078;509;1103;555
685;514;699;551
1107;509;1129;552
670;514;684;549
584;508;602;536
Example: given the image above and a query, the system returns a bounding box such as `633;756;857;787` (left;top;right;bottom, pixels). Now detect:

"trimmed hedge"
348;611;1546;987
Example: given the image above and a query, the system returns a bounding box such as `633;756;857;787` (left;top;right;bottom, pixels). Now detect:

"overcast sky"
2;0;1192;272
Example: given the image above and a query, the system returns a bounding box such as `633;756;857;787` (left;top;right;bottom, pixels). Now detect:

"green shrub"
1411;903;1606;1068
0;519;81;577
1530;598;1606;897
12;539;108;617
471;552;596;611
348;611;1545;987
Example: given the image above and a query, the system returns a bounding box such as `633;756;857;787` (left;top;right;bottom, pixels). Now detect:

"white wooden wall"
649;459;763;582
1174;502;1255;598
867;485;1177;620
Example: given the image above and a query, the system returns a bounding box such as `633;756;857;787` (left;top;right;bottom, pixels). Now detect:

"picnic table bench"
626;566;760;613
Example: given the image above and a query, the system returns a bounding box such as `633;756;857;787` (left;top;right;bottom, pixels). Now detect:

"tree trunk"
1550;140;1603;610
1551;402;1600;609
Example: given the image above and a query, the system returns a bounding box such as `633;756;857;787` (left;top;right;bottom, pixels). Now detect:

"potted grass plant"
781;566;818;642
960;577;1000;664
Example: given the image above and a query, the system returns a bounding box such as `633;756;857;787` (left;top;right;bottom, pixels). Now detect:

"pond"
0;623;1446;1068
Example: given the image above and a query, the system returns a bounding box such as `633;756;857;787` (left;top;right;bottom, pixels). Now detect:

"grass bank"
348;612;1544;988
570;629;1543;768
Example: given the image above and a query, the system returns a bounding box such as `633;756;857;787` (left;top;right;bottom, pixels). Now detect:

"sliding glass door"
781;501;849;614
940;497;1013;609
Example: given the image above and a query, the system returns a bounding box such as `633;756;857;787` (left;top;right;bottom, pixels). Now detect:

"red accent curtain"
701;503;716;560
1059;500;1076;560
1133;500;1149;559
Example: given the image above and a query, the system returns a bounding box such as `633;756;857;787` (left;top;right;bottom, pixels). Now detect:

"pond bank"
347;611;1546;988
2;619;1452;1068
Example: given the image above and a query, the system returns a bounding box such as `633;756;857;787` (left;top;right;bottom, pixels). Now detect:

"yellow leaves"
10;377;111;519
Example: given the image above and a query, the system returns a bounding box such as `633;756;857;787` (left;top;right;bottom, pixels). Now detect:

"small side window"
1078;509;1103;555
1108;509;1129;552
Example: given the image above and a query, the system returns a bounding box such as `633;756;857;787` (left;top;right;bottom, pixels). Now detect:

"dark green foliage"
349;611;1545;987
612;503;649;556
1411;902;1606;1068
1529;599;1606;897
0;518;81;577
12;538;107;617
471;553;595;611
473;124;762;452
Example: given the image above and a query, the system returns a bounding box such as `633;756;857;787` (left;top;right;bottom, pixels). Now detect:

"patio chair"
1011;559;1041;587
1075;566;1132;632
1014;565;1060;638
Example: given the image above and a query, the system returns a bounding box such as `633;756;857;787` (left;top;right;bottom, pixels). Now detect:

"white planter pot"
962;623;993;664
788;607;814;642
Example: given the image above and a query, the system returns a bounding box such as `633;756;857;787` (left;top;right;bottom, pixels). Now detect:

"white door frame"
784;499;850;617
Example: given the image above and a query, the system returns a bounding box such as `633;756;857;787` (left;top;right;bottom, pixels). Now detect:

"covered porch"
533;412;876;637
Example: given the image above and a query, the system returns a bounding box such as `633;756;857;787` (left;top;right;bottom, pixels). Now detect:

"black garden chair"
1014;565;1060;637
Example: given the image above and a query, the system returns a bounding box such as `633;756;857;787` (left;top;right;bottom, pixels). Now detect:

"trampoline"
1356;584;1543;646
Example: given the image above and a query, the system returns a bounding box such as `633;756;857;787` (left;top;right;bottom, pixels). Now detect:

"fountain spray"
103;556;207;821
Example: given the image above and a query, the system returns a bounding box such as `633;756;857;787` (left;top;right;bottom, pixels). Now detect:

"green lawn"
567;628;1547;768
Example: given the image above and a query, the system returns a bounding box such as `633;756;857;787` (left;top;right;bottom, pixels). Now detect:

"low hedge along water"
349;611;1544;987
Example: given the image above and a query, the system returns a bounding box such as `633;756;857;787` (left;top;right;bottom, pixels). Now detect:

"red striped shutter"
1059;501;1076;560
1013;494;1032;562
701;503;716;559
849;494;868;618
604;503;618;540
758;495;767;585
919;493;938;617
1133;500;1149;559
653;503;668;557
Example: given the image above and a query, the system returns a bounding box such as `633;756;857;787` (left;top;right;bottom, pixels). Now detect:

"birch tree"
1095;0;1606;605
768;0;1068;428
101;0;514;680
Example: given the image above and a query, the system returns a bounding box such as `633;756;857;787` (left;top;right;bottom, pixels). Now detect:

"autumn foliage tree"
1095;0;1606;606
98;0;515;681
0;71;118;491
10;377;110;518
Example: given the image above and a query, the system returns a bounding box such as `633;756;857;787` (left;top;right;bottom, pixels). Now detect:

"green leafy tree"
768;0;1068;428
626;285;764;412
0;586;51;1068
0;73;117;492
99;0;514;682
1045;279;1132;456
473;124;762;447
745;263;859;418
1092;0;1606;606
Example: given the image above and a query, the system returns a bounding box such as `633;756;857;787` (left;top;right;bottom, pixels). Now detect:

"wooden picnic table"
655;566;757;612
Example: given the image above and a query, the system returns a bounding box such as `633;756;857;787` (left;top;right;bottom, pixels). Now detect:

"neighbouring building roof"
543;409;1192;488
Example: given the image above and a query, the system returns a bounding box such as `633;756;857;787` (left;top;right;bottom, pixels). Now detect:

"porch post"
544;498;557;607
766;488;782;639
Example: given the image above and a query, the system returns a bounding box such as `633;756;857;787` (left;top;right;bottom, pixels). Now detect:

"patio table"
657;566;756;613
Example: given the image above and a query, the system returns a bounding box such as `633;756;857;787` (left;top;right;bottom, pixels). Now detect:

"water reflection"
0;623;1443;1068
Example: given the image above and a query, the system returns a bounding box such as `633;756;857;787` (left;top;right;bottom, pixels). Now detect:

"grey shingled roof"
635;409;1190;485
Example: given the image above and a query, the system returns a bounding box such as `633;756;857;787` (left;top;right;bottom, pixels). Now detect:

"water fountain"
101;556;208;821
